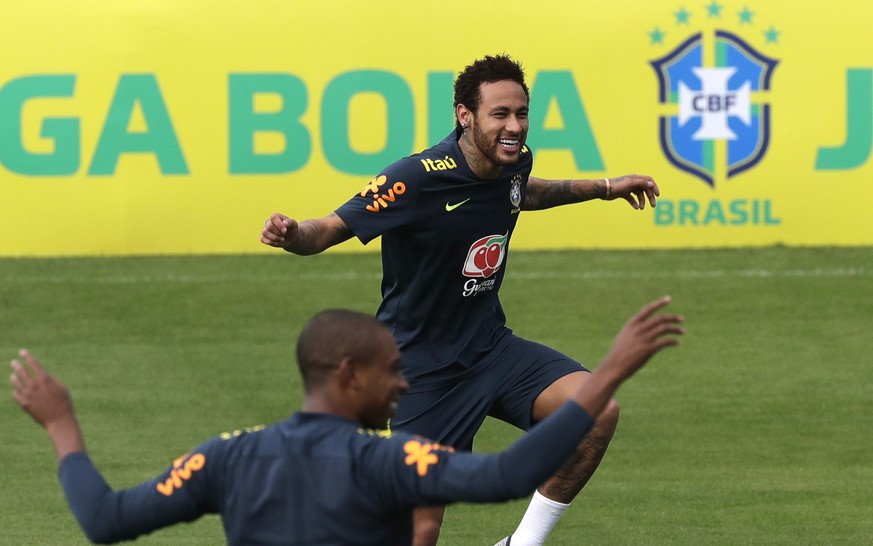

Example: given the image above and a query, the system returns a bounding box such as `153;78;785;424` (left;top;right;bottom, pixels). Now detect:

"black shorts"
391;333;587;451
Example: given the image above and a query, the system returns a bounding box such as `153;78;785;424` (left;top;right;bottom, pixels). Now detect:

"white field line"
1;267;868;284
511;267;870;280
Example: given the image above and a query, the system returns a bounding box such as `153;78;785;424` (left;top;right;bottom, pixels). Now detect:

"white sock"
509;490;570;545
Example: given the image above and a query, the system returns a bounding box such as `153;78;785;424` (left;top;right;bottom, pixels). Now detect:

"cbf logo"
509;174;522;212
650;3;779;187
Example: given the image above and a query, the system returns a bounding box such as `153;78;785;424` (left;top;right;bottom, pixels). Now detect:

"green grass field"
2;247;871;545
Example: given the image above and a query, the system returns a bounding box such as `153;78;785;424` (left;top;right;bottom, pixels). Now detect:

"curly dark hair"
453;54;530;131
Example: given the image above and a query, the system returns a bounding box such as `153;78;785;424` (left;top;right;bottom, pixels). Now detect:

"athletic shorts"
390;333;588;451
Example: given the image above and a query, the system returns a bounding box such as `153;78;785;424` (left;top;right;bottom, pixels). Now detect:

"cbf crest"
509;174;522;209
649;4;779;187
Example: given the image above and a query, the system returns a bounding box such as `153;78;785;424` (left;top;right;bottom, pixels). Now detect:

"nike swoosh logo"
445;198;471;212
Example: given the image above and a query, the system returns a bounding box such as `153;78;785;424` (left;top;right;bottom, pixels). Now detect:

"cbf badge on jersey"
509;174;522;213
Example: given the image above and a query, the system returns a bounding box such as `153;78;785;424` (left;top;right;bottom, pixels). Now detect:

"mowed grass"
1;247;871;545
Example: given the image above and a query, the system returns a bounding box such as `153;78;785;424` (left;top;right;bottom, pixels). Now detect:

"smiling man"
261;54;661;546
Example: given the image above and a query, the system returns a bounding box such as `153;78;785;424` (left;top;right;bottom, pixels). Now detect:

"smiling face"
458;80;529;179
356;328;408;429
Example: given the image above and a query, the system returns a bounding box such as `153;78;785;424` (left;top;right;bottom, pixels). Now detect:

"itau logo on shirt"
649;2;779;187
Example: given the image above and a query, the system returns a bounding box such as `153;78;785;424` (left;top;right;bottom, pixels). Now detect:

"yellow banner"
1;0;871;256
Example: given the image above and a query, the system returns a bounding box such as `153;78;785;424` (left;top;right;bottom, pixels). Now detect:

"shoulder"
358;430;456;472
387;146;460;180
382;132;464;180
197;423;272;462
519;144;534;171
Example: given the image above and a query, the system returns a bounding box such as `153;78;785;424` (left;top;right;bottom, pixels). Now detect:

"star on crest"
706;1;722;18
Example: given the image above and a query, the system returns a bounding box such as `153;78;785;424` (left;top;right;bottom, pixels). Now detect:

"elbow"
498;460;550;500
81;526;117;545
77;511;125;544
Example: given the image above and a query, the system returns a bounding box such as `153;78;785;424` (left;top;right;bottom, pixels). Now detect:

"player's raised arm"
571;296;683;417
260;212;354;256
10;350;85;462
523;174;660;211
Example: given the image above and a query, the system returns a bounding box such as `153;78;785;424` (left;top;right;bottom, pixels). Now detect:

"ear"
456;104;472;128
335;356;359;390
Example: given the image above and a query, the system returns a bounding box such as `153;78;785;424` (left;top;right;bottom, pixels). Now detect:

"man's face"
358;330;408;429
467;80;529;175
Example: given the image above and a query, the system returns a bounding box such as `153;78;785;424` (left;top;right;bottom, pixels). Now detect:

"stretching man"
12;301;683;545
261;54;661;545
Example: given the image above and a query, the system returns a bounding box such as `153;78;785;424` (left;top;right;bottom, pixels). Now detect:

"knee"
413;522;441;546
412;506;445;546
596;398;620;434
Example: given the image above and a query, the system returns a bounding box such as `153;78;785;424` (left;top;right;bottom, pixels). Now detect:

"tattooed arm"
523;174;661;211
260;212;354;256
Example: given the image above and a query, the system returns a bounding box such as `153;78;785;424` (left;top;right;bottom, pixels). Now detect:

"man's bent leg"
413;505;445;546
508;371;620;546
392;382;491;546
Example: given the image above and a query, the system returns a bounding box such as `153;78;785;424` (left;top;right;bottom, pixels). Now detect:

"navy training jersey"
57;404;594;545
335;130;532;383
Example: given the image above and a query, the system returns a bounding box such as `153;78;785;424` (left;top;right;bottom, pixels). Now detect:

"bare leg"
541;399;619;502
506;372;620;545
412;505;445;546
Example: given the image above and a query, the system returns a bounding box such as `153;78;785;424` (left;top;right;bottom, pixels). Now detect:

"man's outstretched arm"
10;350;85;462
523;174;660;211
11;351;213;544
260;212;354;256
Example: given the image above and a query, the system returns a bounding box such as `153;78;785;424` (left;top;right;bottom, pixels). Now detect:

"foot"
493;537;512;546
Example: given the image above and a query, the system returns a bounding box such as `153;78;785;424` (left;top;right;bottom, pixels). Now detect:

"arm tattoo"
523;177;602;211
330;218;353;242
288;222;323;255
289;213;352;255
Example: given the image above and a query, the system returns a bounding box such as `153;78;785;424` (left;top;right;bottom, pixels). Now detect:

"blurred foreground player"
11;300;682;545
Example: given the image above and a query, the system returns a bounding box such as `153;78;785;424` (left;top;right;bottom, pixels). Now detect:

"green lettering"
228;73;310;174
679;200;699;225
427;72;455;146
764;200;781;225
528;71;603;170
654;199;674;225
703;199;726;225
322;70;414;175
0;75;79;175
729;199;748;225
815;68;872;170
89;74;187;175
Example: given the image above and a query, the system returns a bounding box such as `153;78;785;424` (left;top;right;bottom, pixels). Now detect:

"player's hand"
606;174;660;210
602;296;684;380
10;350;74;429
260;212;299;250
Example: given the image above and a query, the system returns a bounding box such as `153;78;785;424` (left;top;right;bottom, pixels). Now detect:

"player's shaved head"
454;54;529;130
296;309;393;392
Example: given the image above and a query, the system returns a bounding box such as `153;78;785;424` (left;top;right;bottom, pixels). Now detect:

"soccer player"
260;54;661;546
11;302;682;545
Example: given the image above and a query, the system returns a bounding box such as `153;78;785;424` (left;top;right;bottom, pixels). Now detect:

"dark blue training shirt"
335;129;533;384
58;403;593;545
